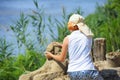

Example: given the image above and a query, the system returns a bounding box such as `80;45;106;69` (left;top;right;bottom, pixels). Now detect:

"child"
45;14;103;80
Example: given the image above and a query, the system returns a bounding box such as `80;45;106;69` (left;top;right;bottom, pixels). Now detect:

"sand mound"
19;42;70;80
19;42;120;80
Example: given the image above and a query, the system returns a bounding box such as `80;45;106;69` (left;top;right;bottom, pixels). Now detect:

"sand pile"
19;42;70;80
19;42;120;80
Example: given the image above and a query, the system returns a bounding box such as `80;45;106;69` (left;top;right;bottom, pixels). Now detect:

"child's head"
68;14;84;31
68;14;94;37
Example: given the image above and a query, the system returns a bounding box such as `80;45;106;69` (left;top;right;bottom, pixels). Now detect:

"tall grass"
85;0;120;52
0;38;16;80
10;13;30;52
0;38;13;63
50;7;83;42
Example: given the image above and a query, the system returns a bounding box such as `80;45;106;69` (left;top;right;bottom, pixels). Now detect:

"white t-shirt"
67;30;96;72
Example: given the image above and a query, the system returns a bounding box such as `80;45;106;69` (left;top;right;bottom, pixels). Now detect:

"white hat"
69;14;94;37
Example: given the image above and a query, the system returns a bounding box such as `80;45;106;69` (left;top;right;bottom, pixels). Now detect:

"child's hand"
45;51;53;59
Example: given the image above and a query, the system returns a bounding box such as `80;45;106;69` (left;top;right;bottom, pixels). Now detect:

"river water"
0;0;106;26
0;0;106;54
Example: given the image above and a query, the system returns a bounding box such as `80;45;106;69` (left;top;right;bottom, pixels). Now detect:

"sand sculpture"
19;42;70;80
19;42;120;80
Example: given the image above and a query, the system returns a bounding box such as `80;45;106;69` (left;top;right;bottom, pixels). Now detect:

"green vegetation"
0;0;120;80
85;0;120;52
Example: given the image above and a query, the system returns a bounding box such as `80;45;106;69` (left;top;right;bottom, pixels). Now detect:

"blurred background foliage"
85;0;120;52
0;0;120;79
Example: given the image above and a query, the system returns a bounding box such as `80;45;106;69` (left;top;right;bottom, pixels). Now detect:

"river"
0;0;106;26
0;0;106;54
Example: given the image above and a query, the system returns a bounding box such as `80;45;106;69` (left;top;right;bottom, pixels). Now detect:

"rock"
94;61;120;80
106;52;120;67
100;67;120;80
94;52;120;80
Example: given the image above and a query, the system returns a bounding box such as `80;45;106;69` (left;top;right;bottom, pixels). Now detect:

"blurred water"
0;0;106;26
0;0;106;54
